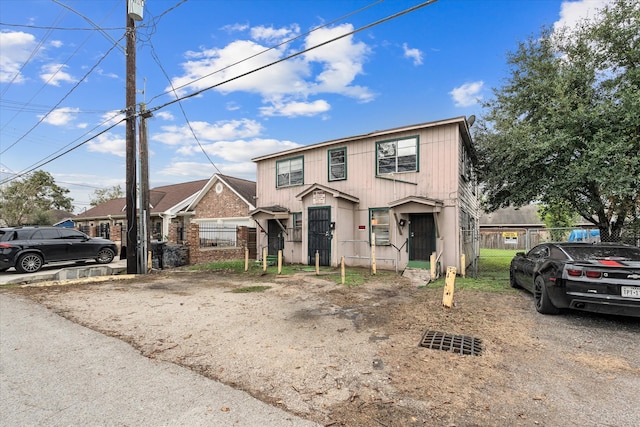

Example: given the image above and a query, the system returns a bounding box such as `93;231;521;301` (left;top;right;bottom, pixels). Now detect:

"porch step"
402;267;432;286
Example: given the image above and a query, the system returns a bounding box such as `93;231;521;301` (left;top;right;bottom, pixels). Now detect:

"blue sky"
0;0;612;213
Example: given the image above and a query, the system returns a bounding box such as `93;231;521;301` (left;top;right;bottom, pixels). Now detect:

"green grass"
189;248;520;293
231;285;271;293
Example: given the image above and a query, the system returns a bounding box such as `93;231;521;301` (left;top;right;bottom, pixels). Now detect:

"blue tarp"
568;229;600;242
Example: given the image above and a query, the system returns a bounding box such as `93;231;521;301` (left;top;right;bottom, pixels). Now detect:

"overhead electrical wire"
146;0;438;115
2;0;438;185
0;32;127;156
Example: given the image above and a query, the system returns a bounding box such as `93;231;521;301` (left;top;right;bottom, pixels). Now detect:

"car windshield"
564;245;640;261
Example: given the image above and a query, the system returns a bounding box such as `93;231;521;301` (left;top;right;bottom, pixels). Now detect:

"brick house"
74;174;256;251
250;116;479;276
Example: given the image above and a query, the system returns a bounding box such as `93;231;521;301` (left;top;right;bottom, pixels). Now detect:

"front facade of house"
74;174;256;247
251;116;479;274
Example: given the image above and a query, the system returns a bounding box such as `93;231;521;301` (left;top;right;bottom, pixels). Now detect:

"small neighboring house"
74;174;256;243
250;116;479;275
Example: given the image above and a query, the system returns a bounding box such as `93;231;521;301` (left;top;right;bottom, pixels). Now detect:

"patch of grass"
231;285;271;293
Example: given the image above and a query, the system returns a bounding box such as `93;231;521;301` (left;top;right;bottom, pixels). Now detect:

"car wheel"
509;269;520;288
16;253;44;274
95;248;115;264
534;275;560;315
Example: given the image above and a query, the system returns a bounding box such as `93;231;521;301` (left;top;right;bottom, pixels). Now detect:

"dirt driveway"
4;270;639;426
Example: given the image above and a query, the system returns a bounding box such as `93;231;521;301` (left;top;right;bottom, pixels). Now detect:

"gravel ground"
4;269;639;426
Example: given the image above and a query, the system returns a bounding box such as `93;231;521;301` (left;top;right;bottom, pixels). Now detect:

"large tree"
0;171;73;226
90;185;123;207
475;0;639;242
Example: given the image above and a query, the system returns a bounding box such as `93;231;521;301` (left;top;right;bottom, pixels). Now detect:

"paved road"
0;294;320;427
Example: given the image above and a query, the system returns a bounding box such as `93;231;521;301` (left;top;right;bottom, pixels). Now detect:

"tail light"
585;271;602;279
567;269;582;277
0;243;15;248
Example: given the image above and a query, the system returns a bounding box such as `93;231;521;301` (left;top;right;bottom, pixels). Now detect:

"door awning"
249;205;289;220
388;196;443;213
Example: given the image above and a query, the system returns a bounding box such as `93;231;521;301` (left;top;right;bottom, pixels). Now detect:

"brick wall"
193;184;249;219
186;223;247;265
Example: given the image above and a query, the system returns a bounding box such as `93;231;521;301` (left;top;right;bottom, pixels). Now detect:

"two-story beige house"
250;116;479;275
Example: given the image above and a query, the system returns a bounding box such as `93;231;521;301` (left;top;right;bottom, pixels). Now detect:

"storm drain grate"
419;330;483;356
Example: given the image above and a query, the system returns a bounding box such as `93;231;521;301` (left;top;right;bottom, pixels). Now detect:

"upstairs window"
328;147;347;181
276;156;304;188
376;136;418;175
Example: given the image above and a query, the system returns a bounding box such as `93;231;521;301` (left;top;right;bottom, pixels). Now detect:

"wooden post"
262;247;267;272
245;247;249;272
460;254;466;278
430;252;436;279
315;250;319;275
277;250;282;274
443;266;456;308
371;232;377;275
341;256;345;285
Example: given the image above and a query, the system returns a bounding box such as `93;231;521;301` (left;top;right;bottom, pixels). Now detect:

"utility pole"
125;6;137;274
139;103;152;273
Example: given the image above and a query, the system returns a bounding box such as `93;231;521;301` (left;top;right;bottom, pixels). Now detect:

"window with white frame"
290;212;302;242
370;208;390;246
276;156;304;188
376;136;418;175
328;147;347;181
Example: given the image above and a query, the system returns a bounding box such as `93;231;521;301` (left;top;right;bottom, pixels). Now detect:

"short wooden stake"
371;232;377;275
460;254;466;278
443;266;457;308
430;252;436;279
262;247;267;272
277;250;282;274
245;248;249;272
341;256;345;285
315;250;319;275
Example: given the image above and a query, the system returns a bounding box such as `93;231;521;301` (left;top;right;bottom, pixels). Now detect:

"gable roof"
252;116;475;163
75;179;209;220
480;205;543;227
187;174;256;211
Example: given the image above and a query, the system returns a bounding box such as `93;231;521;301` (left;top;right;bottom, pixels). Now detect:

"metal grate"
419;330;483;356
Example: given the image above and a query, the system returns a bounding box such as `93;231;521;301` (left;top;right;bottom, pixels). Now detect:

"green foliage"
90;185;124;207
0;170;73;226
537;202;576;241
475;0;640;241
231;285;271;293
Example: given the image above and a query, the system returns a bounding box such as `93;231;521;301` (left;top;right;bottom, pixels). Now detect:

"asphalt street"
0;293;320;427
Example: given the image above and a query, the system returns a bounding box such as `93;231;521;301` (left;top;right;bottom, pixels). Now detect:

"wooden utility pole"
139;104;152;273
125;8;138;274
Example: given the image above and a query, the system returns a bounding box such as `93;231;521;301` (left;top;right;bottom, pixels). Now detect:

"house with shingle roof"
74;174;256;243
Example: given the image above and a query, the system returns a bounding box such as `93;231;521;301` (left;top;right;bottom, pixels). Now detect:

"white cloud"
49;40;63;48
221;23;249;33
155;111;174;121
0;30;37;83
86;132;126;157
175;138;300;162
251;24;300;44
260;99;330;117
554;0;612;34
402;43;423;66
157;160;257;181
40;63;77;86
101;110;126;127
167;22;374;117
152;118;263;146
39;107;80;126
450;81;484;107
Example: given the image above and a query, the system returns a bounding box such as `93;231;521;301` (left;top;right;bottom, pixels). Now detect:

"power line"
147;0;439;115
0;32;127;156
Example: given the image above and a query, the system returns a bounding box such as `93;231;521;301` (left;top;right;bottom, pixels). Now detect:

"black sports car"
510;242;640;317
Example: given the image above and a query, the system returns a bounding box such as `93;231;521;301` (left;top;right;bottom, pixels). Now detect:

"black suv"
0;226;118;273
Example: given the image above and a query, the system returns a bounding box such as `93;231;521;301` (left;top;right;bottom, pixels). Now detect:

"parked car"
510;242;640;317
0;226;118;274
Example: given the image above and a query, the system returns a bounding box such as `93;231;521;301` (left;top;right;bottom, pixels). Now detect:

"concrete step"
402;267;432;286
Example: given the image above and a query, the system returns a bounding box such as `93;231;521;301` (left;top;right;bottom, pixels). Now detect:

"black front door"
267;220;284;256
409;214;435;261
308;207;331;266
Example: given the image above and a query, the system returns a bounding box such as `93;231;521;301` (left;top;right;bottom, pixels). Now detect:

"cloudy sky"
0;0;612;212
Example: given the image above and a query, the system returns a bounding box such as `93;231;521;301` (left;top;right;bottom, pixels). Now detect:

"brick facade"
186;223;249;265
193;184;250;219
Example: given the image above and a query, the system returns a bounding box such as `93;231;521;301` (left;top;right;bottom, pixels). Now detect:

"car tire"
16;253;44;274
95;248;115;264
534;275;560;315
509;269;520;288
